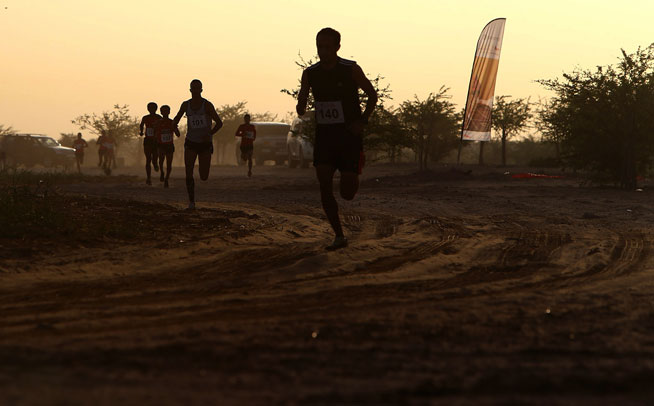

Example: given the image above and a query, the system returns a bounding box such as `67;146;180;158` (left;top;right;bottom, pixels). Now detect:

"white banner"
462;18;506;141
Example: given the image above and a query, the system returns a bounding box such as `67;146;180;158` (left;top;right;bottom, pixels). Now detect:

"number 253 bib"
161;130;173;143
315;101;345;125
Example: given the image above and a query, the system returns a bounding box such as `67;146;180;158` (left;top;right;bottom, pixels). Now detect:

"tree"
365;105;410;163
538;45;654;188
72;104;139;142
491;95;532;167
58;132;77;147
398;88;460;170
534;98;568;163
0;124;15;136
72;104;139;162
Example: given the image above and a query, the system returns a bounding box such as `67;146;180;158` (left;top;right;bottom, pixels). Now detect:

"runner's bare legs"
164;151;173;187
159;153;165;182
145;153;153;184
198;151;211;181
184;149;198;206
316;165;359;238
184;149;211;208
316;165;343;237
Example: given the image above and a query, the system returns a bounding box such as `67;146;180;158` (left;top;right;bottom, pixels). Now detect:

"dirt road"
2;164;654;404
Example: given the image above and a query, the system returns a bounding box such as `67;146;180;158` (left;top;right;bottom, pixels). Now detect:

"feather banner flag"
461;18;506;142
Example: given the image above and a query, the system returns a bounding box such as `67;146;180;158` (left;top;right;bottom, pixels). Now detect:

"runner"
139;102;162;185
96;131;107;168
173;79;223;209
234;113;256;177
101;132;116;175
72;132;88;174
296;27;378;250
155;105;181;188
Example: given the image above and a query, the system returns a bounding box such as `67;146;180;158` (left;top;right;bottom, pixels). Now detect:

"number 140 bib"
316;101;345;124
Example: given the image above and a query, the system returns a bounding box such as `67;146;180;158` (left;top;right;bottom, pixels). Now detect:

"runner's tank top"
73;139;86;152
306;57;361;129
186;99;211;143
157;118;176;144
143;114;162;138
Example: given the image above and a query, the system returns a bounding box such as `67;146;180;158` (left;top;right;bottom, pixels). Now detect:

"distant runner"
173;79;223;210
296;27;378;250
101;132;116;175
139;102;162;185
96;131;107;168
235;114;256;177
155;105;181;188
72;132;88;174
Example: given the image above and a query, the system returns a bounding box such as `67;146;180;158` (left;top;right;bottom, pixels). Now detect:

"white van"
286;112;314;168
235;122;290;166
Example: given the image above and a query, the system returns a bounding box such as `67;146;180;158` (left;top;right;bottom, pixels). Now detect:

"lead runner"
173;79;223;210
296;27;378;250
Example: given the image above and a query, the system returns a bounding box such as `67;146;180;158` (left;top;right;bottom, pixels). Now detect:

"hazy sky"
2;0;654;138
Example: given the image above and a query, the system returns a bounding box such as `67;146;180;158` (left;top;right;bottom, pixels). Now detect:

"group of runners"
73;28;377;250
139;103;181;187
71;131;115;175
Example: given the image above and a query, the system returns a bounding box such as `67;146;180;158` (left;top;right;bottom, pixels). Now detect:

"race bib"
102;143;114;150
74;144;83;151
315;101;345;124
246;131;255;140
145;128;155;137
188;114;207;129
161;130;173;143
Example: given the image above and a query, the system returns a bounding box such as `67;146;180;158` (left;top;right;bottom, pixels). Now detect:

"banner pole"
457;18;506;165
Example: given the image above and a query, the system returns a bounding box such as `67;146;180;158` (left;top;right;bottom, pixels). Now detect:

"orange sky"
2;0;654;138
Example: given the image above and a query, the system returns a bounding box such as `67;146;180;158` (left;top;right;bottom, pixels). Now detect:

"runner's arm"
352;64;378;122
206;102;223;135
139;117;145;136
235;125;243;138
296;70;310;117
173;102;187;126
174;126;181;138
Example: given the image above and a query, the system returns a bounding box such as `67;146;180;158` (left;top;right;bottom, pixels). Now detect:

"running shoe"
164;179;169;189
146;179;151;185
187;202;196;210
326;236;348;251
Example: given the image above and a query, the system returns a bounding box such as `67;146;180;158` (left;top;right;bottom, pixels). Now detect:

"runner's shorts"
184;139;213;154
240;144;254;154
143;137;158;155
158;143;175;154
313;126;364;174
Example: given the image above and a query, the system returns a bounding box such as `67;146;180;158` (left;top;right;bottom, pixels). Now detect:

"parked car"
286;112;314;168
235;122;290;166
0;133;76;169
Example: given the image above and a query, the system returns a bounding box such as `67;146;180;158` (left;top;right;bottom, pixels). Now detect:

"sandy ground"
2;163;654;405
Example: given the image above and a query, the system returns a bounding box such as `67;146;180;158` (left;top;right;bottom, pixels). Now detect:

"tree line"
281;54;531;170
6;43;652;187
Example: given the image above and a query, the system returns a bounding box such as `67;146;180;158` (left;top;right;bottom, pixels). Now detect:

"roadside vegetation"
5;45;654;185
0;168;140;241
278;46;654;186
